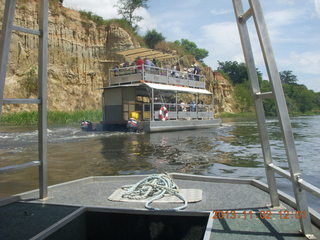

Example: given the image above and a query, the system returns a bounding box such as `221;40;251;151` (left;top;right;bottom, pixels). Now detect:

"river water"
0;116;319;210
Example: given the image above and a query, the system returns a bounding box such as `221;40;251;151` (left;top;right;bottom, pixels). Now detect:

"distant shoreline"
219;111;320;120
1;110;319;126
0;110;102;126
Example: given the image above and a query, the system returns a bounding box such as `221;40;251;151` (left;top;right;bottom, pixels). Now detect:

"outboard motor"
127;118;140;132
81;120;93;131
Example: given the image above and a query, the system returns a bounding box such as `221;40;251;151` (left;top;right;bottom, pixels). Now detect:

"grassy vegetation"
78;11;145;47
0;110;102;126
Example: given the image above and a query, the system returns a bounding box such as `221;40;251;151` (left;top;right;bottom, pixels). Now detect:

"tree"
144;29;165;49
217;61;248;84
115;0;149;28
280;70;297;85
217;61;263;85
174;39;209;62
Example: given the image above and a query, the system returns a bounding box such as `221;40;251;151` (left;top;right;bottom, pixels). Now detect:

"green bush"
144;29;165;49
0;110;102;126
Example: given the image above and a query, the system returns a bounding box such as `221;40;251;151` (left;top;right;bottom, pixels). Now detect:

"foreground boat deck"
1;174;319;239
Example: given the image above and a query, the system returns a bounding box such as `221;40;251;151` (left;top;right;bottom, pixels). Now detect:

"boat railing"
109;65;206;89
140;102;213;121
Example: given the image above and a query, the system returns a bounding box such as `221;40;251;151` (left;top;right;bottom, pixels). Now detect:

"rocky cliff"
0;0;235;114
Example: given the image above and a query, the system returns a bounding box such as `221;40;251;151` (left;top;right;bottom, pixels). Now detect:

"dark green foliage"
79;10;105;25
280;70;297;85
233;81;253;112
261;80;320;116
218;60;320;116
260;80;277;116
217;61;248;84
217;61;263;85
283;83;317;113
115;0;149;28
144;29;165;49
174;39;209;62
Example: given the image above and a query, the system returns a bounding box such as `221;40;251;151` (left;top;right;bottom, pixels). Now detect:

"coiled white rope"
121;173;187;211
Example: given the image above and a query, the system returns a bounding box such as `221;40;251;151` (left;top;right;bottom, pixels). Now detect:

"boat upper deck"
109;65;206;89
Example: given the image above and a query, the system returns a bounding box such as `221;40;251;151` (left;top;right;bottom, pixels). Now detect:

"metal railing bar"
254;91;274;99
0;0;17;115
109;65;206;86
1;98;40;104
12;26;41;36
268;163;291;179
298;179;320;199
269;163;320;199
239;8;252;23
0;161;41;173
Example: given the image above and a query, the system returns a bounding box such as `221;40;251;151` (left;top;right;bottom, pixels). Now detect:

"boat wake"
0;126;127;150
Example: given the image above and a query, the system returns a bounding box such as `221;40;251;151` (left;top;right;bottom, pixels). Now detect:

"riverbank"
0;110;102;126
219;110;320;119
218;112;256;119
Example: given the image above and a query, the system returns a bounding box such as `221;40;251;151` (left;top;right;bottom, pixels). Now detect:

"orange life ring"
159;106;169;121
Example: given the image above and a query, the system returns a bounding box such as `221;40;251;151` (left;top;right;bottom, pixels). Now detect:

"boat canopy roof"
103;83;212;94
144;83;212;95
116;47;177;62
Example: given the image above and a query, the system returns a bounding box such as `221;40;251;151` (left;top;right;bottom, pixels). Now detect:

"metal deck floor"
20;175;273;211
1;174;319;239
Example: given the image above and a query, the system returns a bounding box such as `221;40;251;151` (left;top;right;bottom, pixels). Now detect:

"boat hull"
141;119;222;132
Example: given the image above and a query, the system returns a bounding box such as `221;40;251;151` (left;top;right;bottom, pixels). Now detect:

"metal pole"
196;94;198;118
248;0;313;235
176;91;178;120
0;0;17;114
142;64;145;81
38;0;49;199
233;0;280;207
151;88;154;121
211;94;214;119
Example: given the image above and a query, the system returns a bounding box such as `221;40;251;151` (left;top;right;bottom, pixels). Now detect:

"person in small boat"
81;120;93;131
127;118;140;132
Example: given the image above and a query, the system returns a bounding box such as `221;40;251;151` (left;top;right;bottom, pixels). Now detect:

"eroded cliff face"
0;0;140;113
203;69;235;113
0;0;235;114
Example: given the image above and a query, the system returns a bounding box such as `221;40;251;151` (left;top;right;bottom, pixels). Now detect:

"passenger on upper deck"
171;63;180;78
135;56;144;71
144;58;154;71
123;62;130;68
188;65;195;80
113;65;119;76
152;58;157;66
193;63;201;81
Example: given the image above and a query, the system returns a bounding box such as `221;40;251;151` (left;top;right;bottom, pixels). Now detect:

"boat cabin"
102;64;221;132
